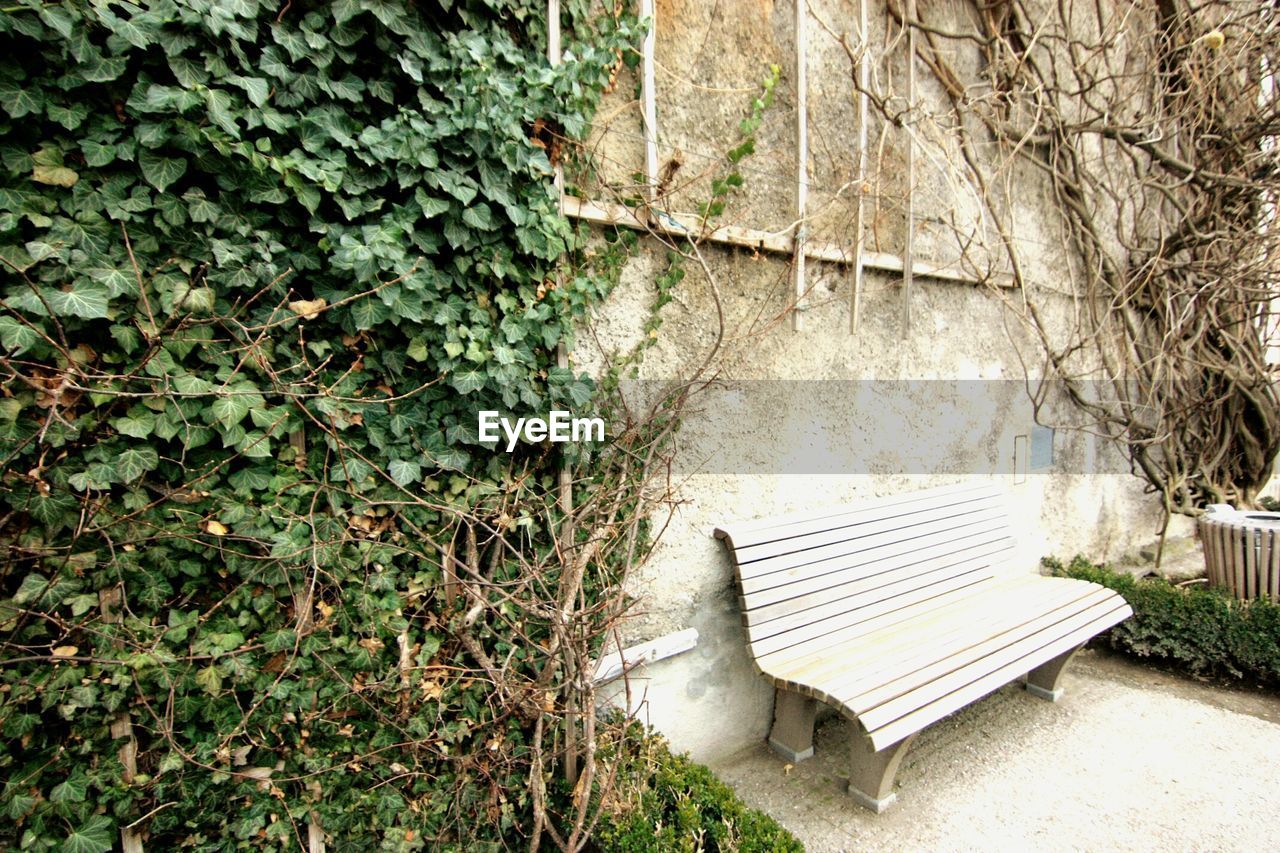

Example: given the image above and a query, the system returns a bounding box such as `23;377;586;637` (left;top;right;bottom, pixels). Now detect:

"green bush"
1045;555;1280;683
591;733;803;853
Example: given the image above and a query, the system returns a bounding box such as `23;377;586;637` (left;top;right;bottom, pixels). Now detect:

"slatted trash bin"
1199;505;1280;602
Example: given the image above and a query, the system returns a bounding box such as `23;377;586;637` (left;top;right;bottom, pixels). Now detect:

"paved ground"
711;649;1280;851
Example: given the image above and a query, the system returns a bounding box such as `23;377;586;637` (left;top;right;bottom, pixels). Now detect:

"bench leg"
848;733;916;814
1026;644;1084;702
767;687;817;763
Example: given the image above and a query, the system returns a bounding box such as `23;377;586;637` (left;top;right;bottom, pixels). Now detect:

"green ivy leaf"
116;447;159;483
38;5;76;39
79;54;128;83
238;430;272;458
0;80;42;118
62;815;114;853
0;316;39;354
101;9;152;50
6;793;36;822
195;665;222;696
418;195;450;218
568;380;595;407
183;189;219;222
451;367;485;395
442;217;469;249
406;337;430;362
181;286;216;313
50;774;87;804
388;459;421;486
211;394;250;428
173;374;213;395
139;151;188;191
87;266;135;297
433;299;463;325
113;411;156;439
168;56;207;87
433;446;469;471
229;75;270;107
110;324;141;354
263;629;297;652
205;88;240;137
47;102;89;130
66;593;99;617
350;296;390;330
29;492;77;525
461;203;496;231
47;283;110;319
12;574;53;606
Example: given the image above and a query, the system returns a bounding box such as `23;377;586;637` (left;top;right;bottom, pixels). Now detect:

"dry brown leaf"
288;298;327;320
52;645;79;658
32;164;79;187
203;519;228;536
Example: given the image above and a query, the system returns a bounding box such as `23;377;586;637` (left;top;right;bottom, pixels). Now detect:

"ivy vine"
0;0;641;849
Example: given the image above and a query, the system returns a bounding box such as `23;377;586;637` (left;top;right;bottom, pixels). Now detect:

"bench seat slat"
759;576;1107;690
745;547;1006;639
733;506;1009;581
856;597;1131;731
739;520;1014;601
719;482;998;548
864;602;1132;750
841;586;1123;713
741;532;1016;625
753;573;1010;667
747;570;996;657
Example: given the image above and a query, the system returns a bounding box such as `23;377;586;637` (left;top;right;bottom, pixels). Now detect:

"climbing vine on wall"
853;0;1280;518
0;0;646;848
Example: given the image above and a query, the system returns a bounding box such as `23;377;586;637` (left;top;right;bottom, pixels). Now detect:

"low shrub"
1045;555;1280;684
590;731;803;853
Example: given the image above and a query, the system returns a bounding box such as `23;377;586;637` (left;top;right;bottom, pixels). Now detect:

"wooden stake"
548;0;578;788
793;0;808;330
546;0;574;536
851;0;870;334
308;815;326;853
639;0;659;200
902;0;916;331
101;586;144;853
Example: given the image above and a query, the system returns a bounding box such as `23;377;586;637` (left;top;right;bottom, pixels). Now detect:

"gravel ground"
710;649;1280;852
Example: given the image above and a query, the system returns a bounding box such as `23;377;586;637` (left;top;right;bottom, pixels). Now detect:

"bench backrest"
714;483;1018;660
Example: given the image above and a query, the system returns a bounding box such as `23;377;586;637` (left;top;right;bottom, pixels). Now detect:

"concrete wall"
579;0;1190;762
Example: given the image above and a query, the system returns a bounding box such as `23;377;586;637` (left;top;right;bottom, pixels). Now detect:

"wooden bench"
714;482;1132;812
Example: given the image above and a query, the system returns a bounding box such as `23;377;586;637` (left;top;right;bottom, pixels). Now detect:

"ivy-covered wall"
0;1;638;848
